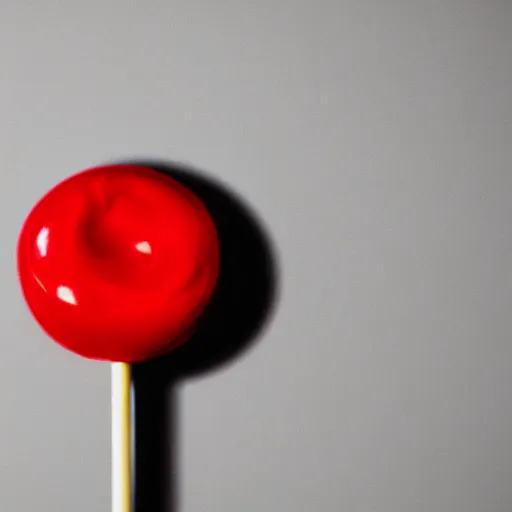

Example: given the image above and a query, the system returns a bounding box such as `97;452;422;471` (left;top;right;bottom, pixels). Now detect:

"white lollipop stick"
112;363;132;512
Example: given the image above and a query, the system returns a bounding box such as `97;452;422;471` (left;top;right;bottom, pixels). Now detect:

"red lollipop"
16;164;220;512
17;164;219;362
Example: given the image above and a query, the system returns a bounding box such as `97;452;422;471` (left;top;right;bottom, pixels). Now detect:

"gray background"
2;1;511;511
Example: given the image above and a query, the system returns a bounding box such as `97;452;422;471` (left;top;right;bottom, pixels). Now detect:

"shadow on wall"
117;160;280;512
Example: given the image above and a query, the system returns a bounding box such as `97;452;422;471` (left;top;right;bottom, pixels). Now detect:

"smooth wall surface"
2;1;511;511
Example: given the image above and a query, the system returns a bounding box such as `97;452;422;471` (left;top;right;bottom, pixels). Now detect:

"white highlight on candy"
56;285;77;305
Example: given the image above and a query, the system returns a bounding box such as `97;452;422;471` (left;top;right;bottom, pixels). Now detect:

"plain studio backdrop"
1;1;511;511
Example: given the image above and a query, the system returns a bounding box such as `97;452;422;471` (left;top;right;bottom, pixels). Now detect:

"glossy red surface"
17;164;219;362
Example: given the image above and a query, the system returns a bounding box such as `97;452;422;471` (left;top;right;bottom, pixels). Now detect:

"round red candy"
17;164;219;362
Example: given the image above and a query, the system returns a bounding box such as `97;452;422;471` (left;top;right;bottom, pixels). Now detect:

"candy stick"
16;164;220;511
112;362;132;512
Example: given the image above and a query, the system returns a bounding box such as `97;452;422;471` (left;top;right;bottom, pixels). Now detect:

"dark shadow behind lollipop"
124;161;279;512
